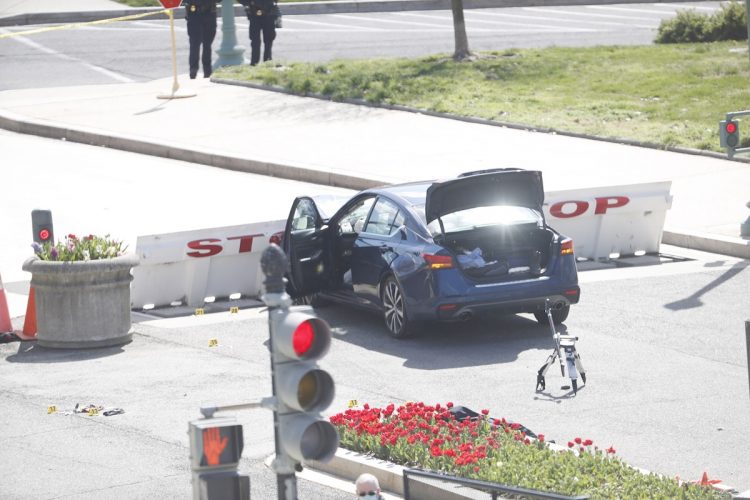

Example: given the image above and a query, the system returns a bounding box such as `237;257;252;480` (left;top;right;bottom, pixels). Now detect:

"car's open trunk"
435;223;555;282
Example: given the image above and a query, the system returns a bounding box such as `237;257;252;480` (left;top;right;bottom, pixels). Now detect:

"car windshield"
424;205;542;235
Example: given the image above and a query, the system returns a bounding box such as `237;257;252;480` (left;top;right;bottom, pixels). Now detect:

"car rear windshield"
423;205;542;235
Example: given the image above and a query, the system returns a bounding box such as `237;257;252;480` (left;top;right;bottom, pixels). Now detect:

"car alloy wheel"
382;277;410;338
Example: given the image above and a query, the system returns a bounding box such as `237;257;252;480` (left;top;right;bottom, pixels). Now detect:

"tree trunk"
450;0;472;61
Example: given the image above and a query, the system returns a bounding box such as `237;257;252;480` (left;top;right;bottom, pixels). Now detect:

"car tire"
534;304;570;325
381;276;412;339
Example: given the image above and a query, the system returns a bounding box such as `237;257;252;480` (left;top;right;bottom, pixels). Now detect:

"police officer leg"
262;17;276;62
187;15;201;79
249;18;261;66
202;14;217;77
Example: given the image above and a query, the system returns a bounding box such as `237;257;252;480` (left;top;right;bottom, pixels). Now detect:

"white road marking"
397;11;600;31
0;28;135;83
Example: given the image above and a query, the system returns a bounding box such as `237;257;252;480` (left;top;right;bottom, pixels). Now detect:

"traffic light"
720;119;740;149
31;209;54;245
188;416;250;500
269;305;338;468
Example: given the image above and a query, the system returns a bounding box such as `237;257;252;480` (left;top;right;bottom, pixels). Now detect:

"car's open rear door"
282;196;330;297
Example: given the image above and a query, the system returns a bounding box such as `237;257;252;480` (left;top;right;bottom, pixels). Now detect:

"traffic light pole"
260;245;298;500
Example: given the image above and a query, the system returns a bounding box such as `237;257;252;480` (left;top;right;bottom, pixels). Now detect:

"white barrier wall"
544;181;672;260
131;221;285;309
131;182;672;309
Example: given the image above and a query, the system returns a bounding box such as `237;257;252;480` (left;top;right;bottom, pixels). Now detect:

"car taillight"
269;232;283;246
560;239;574;255
423;254;454;269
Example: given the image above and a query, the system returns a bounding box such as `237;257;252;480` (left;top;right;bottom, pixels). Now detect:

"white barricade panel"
132;221;285;309
544;182;672;260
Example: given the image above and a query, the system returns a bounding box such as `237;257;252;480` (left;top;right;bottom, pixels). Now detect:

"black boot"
190;68;198;80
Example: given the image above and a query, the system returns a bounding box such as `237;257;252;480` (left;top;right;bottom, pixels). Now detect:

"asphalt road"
1;126;749;496
0;1;724;90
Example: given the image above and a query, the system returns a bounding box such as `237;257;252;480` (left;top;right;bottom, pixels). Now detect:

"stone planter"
22;254;139;349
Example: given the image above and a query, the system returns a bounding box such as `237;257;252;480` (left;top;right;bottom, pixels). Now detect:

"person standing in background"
184;0;219;79
239;0;279;65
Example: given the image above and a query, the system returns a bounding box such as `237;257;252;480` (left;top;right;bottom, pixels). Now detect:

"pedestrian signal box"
188;417;249;500
31;209;54;245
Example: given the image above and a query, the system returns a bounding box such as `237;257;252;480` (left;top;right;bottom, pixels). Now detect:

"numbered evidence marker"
88;407;99;416
348;400;358;408
208;338;219;348
230;306;239;314
47;405;57;414
195;308;205;316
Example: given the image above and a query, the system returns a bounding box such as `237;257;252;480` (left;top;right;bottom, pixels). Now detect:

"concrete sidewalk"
1;76;749;259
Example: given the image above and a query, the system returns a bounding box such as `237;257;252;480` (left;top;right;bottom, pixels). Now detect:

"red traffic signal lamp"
269;306;338;466
720;119;740;149
31;209;54;245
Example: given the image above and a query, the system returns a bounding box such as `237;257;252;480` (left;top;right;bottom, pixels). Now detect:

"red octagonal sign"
159;0;182;8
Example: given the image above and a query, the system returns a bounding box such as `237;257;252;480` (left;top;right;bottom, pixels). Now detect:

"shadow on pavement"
664;260;747;311
4;341;128;364
312;304;554;370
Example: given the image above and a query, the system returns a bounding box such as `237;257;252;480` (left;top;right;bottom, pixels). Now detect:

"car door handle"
379;244;393;253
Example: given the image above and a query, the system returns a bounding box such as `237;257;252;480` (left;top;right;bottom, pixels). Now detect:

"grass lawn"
216;41;750;152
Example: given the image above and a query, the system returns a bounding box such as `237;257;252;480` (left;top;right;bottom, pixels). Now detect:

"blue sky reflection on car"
282;169;580;338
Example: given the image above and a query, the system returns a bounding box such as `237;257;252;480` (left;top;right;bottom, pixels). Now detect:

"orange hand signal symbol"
203;427;229;465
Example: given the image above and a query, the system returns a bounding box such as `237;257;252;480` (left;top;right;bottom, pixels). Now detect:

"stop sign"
159;0;182;8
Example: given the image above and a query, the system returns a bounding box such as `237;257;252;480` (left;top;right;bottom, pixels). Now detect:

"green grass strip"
216;41;750;152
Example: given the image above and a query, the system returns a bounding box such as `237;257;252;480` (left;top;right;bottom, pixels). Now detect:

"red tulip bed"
329;401;730;499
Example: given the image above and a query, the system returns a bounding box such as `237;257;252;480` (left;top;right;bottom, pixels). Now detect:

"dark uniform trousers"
249;13;276;65
186;1;217;78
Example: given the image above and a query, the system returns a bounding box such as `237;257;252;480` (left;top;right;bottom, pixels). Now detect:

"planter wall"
22;255;139;348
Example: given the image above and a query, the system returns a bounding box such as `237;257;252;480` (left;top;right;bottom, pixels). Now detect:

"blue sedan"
282;168;580;338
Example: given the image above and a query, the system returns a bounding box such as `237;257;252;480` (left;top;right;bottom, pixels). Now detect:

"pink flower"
574;437;582;445
568;442;574;448
583;439;593;446
538;434;545;443
481;409;489;416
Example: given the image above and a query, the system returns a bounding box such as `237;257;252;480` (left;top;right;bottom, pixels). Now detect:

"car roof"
370;181;432;206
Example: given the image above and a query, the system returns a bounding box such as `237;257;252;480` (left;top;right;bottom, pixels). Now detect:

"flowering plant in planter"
330;401;730;499
32;234;127;262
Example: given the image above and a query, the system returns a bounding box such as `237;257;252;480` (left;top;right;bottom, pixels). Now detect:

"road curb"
0;92;746;261
662;230;750;260
0;0;717;27
308;447;745;499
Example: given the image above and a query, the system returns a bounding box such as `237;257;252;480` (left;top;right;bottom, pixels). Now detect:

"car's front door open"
283;197;329;297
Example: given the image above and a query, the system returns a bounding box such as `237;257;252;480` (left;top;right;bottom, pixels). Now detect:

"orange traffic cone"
0;272;12;334
18;286;37;339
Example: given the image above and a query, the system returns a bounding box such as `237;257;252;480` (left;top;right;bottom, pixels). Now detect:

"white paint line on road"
525;6;656;22
393;11;597;32
652;2;721;11
586;4;713;15
455;8;652;28
332;12;450;28
0;28;135;83
250;17;381;31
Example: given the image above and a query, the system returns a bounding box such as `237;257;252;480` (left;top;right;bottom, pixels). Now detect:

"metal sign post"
158;4;196;100
746;320;749;399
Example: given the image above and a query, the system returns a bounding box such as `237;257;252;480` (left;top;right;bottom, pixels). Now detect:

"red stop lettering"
187;239;223;258
227;234;263;253
594;196;629;214
549;200;588;219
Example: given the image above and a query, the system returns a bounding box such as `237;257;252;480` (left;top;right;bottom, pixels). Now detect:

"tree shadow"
4;341;128;364
664;261;747;311
312;305;555;370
